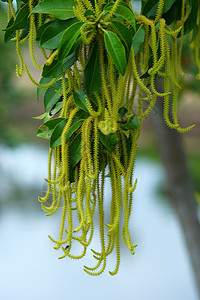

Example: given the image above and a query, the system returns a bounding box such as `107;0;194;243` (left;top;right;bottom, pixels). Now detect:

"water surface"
0;145;198;300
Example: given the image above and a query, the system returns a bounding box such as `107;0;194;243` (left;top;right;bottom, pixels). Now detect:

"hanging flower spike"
1;0;197;276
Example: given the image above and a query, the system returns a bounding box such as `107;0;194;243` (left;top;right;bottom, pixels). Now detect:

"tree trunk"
149;98;200;298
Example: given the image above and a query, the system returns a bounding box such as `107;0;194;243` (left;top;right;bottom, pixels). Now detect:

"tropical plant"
1;0;199;276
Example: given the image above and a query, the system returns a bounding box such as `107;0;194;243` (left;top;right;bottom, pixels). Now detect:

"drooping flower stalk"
3;0;197;275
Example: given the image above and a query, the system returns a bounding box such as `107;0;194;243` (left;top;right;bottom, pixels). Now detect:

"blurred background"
0;2;200;300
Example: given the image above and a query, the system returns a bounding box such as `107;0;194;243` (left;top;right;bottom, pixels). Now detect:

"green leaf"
163;0;176;13
31;0;75;20
75;109;90;119
49;101;63;117
50;119;68;148
4;16;15;43
36;102;63;123
37;118;65;140
5;4;29;31
162;0;182;25
115;3;136;31
110;21;133;52
36;20;54;43
70;36;82;54
104;2;136;30
69;132;82;167
44;80;64;111
118;107;128;120
104;30;127;76
142;0;158;17
183;0;198;35
73;90;89;112
58;22;84;61
132;25;145;55
40;19;77;50
84;42;101;95
120;115;140;130
33;112;49;120
4;4;29;41
65;119;83;141
99;131;117;153
42;52;77;78
142;0;175;18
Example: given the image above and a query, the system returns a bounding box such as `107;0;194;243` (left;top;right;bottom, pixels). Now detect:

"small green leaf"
115;3;136;31
162;0;182;25
104;2;136;30
37;118;65;140
65;119;83;142
120;115;140;130
132;25;145;55
73;91;89;112
50;101;63;117
4;4;29;41
58;22;84;61
36;20;54;43
5;4;29;31
50;119;68;148
31;0;75;20
142;0;175;18
4;16;15;43
42;52;77;78
118;107;128;120
104;30;127;75
183;0;198;35
99;131;117;153
69;132;82;167
163;0;176;13
75;109;90;119
44;80;63;111
40;19;76;50
84;42;101;95
33;112;49;120
110;21;133;52
142;0;159;17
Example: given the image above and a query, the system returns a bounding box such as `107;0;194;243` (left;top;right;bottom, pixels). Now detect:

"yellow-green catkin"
6;0;197;276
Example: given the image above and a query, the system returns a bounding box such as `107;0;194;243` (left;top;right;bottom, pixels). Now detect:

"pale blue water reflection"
0;145;198;300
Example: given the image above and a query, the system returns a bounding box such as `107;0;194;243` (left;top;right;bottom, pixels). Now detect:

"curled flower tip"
177;124;195;133
130;244;137;254
53;244;60;250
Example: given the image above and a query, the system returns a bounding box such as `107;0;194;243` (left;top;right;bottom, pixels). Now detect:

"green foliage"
104;30;127;75
44;80;63;111
42;52;77;78
132;24;145;54
73;90;89;112
58;22;84;60
84;42;101;95
39;19;76;50
1;0;200;276
99;131;117;153
31;0;76;20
